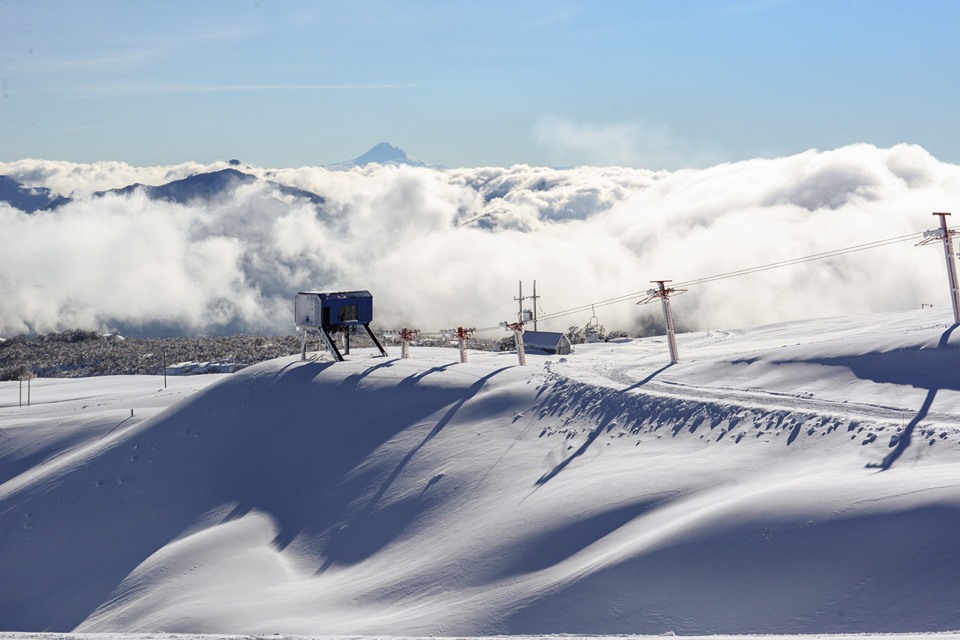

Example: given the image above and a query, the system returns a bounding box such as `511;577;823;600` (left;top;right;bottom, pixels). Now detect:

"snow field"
1;309;960;637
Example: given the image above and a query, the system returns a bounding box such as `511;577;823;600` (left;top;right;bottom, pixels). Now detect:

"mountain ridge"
0;175;70;212
0;143;433;212
93;168;326;207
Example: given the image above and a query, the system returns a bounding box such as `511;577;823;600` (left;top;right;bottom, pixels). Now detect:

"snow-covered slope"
1;310;959;636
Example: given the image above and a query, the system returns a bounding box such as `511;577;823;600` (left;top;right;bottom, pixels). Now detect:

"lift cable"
520;230;926;327
672;231;924;288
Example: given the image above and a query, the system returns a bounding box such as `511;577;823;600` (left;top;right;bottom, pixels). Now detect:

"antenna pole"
934;213;960;324
515;281;524;323
532;280;540;331
514;280;540;326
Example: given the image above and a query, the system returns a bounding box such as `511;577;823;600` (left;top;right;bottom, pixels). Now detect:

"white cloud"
0;158;227;197
2;143;958;337
533;115;720;170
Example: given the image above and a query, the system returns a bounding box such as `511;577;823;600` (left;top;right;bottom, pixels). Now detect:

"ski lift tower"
637;280;686;364
917;212;960;324
294;290;388;362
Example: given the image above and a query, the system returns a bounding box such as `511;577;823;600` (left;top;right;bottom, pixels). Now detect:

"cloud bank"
2;143;959;338
533;115;719;170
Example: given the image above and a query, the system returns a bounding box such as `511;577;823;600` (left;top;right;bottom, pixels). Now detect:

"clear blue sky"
1;0;958;169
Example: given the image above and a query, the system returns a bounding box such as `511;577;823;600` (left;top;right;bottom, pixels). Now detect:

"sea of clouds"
2;143;959;338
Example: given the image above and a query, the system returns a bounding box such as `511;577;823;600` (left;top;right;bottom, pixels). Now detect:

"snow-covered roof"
523;330;570;349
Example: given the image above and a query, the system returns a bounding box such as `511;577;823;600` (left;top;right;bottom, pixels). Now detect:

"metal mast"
514;280;540;327
918;212;960;324
532;280;539;331
515;281;524;323
501;321;527;366
637;280;686;364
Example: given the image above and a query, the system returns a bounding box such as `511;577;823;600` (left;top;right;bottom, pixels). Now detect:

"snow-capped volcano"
2;308;959;636
325;142;434;169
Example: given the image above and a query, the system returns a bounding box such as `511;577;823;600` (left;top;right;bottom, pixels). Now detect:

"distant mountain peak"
326;142;435;170
93;168;325;208
0;175;70;212
355;142;411;165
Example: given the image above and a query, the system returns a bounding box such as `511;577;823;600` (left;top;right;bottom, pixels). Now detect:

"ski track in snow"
538;313;960;455
551;367;960;441
2;309;960;638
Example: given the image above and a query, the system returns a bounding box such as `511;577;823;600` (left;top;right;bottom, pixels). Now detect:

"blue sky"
1;0;958;169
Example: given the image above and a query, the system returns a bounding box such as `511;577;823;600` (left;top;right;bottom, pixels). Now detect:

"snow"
2;309;960;639
164;361;241;375
3;636;960;640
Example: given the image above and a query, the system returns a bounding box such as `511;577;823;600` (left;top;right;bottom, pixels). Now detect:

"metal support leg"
319;327;344;362
363;324;388;357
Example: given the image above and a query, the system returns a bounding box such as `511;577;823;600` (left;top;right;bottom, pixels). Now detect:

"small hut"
523;331;572;355
294;290;386;361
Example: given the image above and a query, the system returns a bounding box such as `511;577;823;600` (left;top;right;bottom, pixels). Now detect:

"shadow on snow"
777;324;960;470
0;357;509;631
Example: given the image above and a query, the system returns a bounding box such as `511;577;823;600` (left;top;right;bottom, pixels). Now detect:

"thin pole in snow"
637;280;686;365
514;324;527;366
515;281;524;323
514;280;540;327
402;329;411;359
391;328;418;359
501;321;527;366
456;327;475;363
936;212;960;324
439;327;476;363
917;212;960;324
532;280;540;331
660;286;680;364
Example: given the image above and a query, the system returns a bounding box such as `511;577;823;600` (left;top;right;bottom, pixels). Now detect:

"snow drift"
1;309;959;635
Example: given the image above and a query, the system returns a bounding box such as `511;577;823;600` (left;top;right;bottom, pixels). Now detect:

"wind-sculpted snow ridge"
1;309;960;636
537;369;897;450
537;353;960;457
